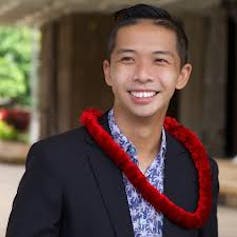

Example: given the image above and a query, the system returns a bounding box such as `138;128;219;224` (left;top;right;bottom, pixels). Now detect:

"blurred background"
0;0;237;236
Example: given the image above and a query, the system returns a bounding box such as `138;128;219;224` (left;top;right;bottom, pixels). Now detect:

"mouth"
128;90;159;98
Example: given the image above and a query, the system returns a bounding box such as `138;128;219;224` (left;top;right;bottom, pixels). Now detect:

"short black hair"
107;4;189;66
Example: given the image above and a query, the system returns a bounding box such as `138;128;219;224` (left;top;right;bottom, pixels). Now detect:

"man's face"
103;20;192;120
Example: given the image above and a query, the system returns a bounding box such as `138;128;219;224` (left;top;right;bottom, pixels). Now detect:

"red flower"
0;108;30;131
0;108;9;120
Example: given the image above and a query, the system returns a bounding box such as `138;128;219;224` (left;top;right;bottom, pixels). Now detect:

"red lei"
80;109;212;229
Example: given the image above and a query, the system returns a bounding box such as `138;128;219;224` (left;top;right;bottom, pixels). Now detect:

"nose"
133;59;154;83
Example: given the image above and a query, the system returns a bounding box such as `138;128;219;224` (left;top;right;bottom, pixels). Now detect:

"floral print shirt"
108;109;167;237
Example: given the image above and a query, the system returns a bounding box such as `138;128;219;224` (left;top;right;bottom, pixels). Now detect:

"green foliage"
0;27;34;105
0;120;18;141
0;57;25;97
0;120;29;143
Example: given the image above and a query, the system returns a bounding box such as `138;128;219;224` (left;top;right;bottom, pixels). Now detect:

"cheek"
157;70;178;87
111;68;133;86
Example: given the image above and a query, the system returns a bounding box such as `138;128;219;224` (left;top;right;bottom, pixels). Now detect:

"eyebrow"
153;51;175;58
115;49;175;57
115;49;136;54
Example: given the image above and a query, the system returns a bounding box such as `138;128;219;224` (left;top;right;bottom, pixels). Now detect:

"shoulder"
166;130;218;176
31;126;89;153
209;157;218;173
25;126;92;173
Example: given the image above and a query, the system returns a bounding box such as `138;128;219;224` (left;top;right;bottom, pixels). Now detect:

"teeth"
130;91;156;98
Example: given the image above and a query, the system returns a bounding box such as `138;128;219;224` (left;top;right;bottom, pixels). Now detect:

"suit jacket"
6;114;219;237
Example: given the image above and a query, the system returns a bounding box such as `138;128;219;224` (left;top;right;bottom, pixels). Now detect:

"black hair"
107;4;188;66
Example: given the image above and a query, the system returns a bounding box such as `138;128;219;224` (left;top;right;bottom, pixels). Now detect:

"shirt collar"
108;109;167;163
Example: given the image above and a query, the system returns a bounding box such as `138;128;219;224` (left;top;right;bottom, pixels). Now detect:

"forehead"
114;20;178;54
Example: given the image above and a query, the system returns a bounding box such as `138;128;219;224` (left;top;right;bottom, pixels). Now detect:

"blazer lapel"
85;114;134;237
163;132;199;237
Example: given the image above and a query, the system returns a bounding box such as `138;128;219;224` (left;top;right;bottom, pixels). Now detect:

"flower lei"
80;109;212;229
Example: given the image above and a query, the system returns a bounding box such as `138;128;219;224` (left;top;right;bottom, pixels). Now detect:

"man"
6;4;219;237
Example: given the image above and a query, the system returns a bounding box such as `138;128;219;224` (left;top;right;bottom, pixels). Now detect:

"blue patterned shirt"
108;109;167;237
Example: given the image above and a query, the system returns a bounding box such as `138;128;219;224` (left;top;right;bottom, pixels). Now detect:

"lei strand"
80;109;212;229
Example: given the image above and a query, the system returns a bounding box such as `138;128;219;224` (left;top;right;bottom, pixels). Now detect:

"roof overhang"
0;0;223;26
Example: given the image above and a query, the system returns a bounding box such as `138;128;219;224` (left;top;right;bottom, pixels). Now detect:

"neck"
113;108;166;169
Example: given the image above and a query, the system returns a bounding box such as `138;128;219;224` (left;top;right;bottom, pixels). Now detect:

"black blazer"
6;114;219;237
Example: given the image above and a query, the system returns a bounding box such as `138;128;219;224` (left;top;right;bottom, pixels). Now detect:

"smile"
129;91;158;98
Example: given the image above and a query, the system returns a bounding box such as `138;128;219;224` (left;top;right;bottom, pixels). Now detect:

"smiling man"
6;4;219;237
103;20;191;174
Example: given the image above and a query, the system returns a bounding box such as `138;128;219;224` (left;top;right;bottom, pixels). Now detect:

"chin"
129;108;161;119
131;103;169;119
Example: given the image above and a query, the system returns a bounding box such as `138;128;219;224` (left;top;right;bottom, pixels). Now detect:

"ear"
176;63;192;90
103;60;112;86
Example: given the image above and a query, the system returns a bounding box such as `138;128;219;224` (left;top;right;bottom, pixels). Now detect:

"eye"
154;58;169;64
120;56;135;64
